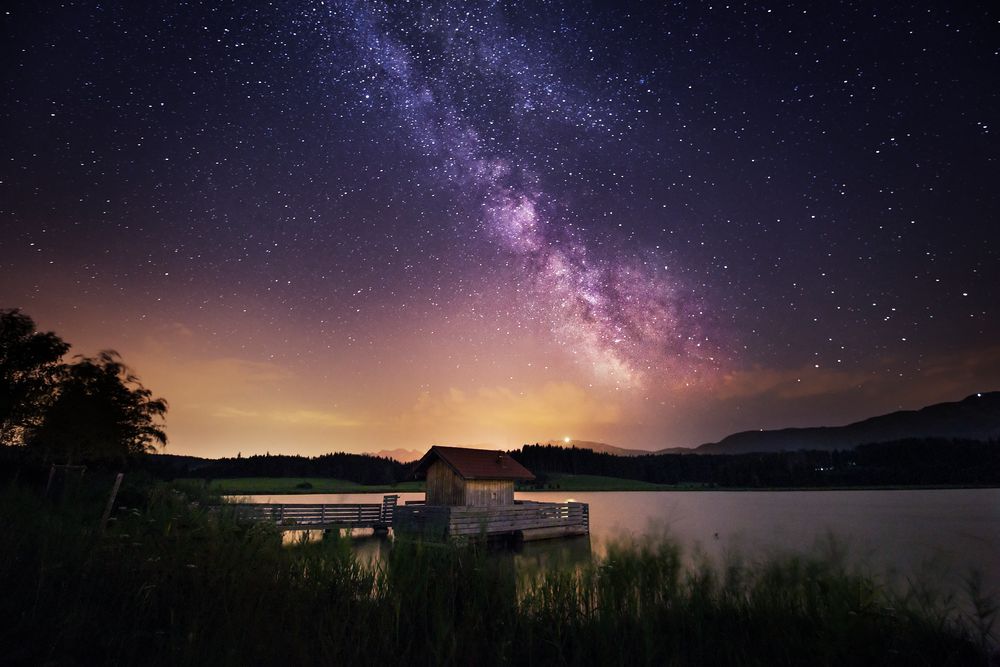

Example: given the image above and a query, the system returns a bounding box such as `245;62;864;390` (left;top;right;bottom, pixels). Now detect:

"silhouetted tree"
30;351;167;463
0;309;70;446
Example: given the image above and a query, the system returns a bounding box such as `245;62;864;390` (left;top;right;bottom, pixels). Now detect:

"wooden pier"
394;500;590;542
224;494;590;543
227;494;398;531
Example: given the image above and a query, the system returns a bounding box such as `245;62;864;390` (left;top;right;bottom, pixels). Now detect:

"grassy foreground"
1;475;995;666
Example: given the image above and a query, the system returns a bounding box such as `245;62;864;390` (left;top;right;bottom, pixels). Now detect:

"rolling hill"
689;392;1000;455
541;439;655;457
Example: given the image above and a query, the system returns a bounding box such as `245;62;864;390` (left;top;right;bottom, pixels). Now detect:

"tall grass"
0;476;993;666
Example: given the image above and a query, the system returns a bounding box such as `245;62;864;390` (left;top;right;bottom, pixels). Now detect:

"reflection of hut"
412;446;535;507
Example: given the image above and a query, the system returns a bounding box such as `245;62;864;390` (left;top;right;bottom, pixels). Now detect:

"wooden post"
100;473;124;531
45;465;56;497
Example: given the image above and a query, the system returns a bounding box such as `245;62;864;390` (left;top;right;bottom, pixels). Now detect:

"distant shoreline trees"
130;438;1000;489
0;309;167;463
512;441;1000;488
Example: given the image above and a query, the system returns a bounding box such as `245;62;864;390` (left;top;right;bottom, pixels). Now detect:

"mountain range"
689;391;1000;454
540;439;657;457
373;440;661;462
373;392;1000;460
371;448;424;463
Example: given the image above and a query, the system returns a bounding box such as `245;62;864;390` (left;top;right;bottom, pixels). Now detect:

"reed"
0;476;993;666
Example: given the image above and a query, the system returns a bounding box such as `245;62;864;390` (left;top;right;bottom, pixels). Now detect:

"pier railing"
226;494;398;530
223;495;587;542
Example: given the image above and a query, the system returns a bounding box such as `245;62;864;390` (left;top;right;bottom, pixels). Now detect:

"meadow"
187;476;425;495
0;473;994;666
525;472;700;491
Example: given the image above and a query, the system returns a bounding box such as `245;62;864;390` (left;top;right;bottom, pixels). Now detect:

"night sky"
2;1;998;458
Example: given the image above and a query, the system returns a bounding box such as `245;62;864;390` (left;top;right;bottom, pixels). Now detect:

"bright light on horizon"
563;436;571;443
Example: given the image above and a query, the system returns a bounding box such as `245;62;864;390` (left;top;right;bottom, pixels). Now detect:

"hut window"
491;491;497;500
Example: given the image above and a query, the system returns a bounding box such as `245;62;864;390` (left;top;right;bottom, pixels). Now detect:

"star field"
1;1;997;455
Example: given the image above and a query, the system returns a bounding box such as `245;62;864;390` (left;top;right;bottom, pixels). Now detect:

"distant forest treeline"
142;452;409;486
514;440;1000;488
111;438;1000;488
6;439;996;489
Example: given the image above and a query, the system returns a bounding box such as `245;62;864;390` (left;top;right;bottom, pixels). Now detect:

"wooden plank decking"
394;501;589;541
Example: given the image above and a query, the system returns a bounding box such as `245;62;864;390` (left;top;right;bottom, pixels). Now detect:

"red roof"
412;446;535;481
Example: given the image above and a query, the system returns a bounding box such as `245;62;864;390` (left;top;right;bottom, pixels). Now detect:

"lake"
240;488;1000;594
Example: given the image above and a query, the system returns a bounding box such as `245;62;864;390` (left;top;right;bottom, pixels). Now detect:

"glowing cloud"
402;382;622;432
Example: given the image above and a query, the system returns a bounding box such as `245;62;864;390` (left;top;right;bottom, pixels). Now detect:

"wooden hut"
395;446;589;542
412;445;534;506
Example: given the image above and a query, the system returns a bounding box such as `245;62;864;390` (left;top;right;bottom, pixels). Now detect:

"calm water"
240;488;1000;593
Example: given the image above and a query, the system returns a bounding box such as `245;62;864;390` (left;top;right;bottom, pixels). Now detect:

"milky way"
330;1;717;387
2;0;998;454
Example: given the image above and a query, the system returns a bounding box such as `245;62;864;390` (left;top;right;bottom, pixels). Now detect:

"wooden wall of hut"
426;460;465;506
425;461;515;506
463;479;514;506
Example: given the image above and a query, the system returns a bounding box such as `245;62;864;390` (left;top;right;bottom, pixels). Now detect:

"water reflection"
514;535;593;572
241;488;1000;595
280;528;392;561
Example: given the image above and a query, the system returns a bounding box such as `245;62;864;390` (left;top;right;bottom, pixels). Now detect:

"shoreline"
186;476;1000;496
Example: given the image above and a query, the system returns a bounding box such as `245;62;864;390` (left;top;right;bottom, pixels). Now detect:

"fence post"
45;465;56;497
380;494;398;524
100;473;124;531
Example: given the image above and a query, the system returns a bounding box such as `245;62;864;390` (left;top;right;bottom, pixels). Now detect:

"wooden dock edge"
394;501;589;543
